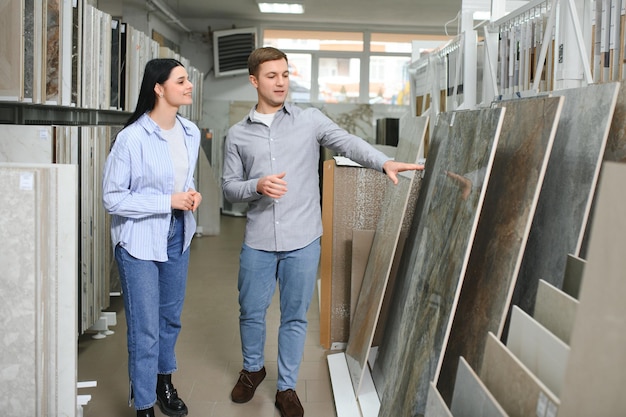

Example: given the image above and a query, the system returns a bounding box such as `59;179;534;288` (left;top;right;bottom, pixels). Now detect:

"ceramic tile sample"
449;357;508;417
507;306;569;397
561;254;585;299
557;162;626;416
534;279;578;344
0;125;54;163
0;163;78;416
425;382;453;417
374;108;505;417
480;332;559;417
0;0;23;99
511;83;619;320
345;115;427;394
436;96;563;404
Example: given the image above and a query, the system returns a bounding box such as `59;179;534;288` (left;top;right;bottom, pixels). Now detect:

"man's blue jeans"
238;238;320;391
115;214;189;410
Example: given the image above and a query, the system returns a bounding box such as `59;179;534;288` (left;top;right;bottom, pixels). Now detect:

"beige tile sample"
561;254;585;300
481;332;560;417
534;279;578;345
507;306;569;397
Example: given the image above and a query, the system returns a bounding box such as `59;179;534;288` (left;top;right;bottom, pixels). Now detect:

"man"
222;46;423;417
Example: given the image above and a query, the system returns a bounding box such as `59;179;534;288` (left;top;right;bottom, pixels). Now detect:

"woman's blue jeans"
115;213;189;410
237;239;320;391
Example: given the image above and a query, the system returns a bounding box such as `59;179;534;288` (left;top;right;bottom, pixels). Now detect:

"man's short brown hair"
248;47;288;76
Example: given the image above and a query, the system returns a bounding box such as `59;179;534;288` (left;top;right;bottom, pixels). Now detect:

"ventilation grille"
213;28;257;77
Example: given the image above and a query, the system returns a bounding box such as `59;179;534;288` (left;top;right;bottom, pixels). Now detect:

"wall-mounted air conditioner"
213;27;258;77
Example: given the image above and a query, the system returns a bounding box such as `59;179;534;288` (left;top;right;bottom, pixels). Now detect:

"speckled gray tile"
510;82;619;323
373;108;505;417
345;115;427;394
436;96;563;404
557;162;626;416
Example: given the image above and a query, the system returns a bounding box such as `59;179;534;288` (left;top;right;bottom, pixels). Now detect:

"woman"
103;58;202;417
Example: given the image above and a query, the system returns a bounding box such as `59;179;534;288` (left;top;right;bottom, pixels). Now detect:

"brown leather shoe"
231;367;266;403
275;389;304;417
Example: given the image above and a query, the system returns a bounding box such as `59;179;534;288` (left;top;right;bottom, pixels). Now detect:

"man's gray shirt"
222;102;391;252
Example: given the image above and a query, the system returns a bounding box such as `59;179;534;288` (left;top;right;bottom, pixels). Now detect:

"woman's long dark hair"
124;58;184;128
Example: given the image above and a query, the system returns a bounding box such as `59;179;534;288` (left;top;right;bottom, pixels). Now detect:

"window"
263;29;449;104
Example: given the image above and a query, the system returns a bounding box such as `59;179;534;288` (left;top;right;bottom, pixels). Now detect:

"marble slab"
24;0;34;100
425;382;453;417
510;82;619;323
436;96;563;404
374;108;505;417
507;306;569;397
45;0;60;103
481;332;559;417
0;163;78;416
557;162;626;416
449;357;508;417
0;0;23;100
345;115;427;394
561;254;585;299
0;125;54;163
59;0;72;106
534;279;578;345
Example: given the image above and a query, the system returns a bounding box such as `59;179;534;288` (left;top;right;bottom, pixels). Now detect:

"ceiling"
157;0;464;35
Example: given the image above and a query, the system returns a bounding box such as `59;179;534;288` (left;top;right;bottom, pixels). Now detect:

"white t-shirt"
254;110;277;127
160;119;188;193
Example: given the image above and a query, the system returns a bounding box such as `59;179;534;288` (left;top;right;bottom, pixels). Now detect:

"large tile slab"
481;332;560;417
436;96;563;404
579;81;626;256
374;108;505;417
557;162;626;416
534;279;578;345
510;83;619;322
507;306;569;397
449;357;508;417
345;115;427;394
0;163;78;416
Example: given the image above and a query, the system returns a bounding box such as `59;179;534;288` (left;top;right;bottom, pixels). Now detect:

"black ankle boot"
156;374;188;417
136;407;155;417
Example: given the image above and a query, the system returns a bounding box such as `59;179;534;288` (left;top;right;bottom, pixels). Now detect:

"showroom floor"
77;215;337;417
